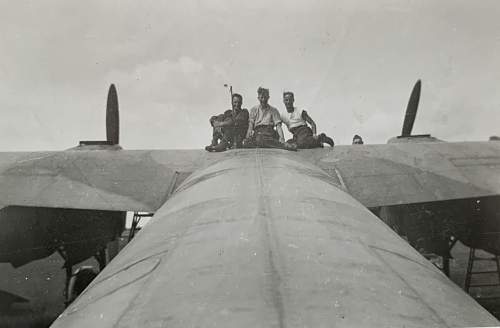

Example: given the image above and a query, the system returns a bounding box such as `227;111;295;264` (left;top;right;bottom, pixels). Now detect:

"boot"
319;133;334;147
205;136;220;152
212;140;229;152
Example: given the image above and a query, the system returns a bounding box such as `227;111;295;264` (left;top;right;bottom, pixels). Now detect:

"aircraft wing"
307;140;500;207
0;141;498;212
0;149;207;212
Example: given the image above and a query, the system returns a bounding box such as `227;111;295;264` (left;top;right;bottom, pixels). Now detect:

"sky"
0;0;499;150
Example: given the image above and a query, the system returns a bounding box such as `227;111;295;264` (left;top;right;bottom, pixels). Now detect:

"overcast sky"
0;0;499;150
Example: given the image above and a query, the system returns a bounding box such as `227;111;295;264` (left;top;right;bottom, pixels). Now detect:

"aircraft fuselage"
52;149;499;327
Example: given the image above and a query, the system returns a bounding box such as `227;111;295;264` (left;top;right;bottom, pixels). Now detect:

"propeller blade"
106;84;119;145
401;79;421;137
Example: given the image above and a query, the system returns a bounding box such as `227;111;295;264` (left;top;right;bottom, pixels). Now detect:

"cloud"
102;57;232;149
106;56;207;104
1;1;500;149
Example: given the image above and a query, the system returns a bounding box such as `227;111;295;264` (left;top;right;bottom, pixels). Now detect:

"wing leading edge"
0;149;206;212
308;141;500;208
0;141;498;212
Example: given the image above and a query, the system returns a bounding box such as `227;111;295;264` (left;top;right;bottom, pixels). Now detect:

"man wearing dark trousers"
244;87;295;150
206;93;249;152
280;91;334;149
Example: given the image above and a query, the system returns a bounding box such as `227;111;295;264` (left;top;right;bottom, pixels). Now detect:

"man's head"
283;91;294;112
257;87;270;106
232;93;242;110
352;134;364;145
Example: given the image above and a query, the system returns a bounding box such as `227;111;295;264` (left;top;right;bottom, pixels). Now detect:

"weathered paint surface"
0;149;206;212
311;141;500;207
0;141;499;213
51;149;499;327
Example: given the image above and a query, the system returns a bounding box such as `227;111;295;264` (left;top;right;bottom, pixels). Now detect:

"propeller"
106;84;119;145
401;79;421;137
78;84;120;147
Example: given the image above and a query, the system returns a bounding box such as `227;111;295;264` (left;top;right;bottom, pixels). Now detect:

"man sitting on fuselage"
243;87;295;150
205;93;249;152
280;91;334;148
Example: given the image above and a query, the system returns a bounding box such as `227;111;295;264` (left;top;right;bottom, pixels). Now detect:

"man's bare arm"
246;121;254;138
302;110;317;136
276;123;285;143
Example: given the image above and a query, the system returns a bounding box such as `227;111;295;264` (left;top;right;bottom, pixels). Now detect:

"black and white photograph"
1;1;500;327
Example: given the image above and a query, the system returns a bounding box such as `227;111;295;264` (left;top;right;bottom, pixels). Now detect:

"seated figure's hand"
243;131;254;146
283;142;297;151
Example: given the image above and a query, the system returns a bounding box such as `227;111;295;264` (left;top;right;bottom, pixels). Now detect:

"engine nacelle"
0;206;125;267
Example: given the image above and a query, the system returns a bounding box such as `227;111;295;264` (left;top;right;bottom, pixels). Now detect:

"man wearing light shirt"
280;91;334;149
244;87;295;150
